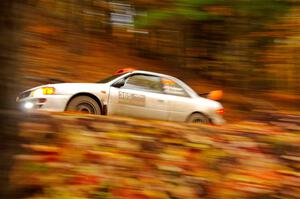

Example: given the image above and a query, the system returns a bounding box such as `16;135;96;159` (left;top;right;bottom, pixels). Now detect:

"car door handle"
157;99;165;103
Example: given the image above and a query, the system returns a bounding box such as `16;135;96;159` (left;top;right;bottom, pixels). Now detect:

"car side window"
161;78;189;97
122;74;163;93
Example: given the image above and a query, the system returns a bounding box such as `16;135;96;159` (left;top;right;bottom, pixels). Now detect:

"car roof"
114;69;198;98
130;70;175;79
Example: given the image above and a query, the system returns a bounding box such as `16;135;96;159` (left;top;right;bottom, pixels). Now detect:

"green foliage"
235;0;290;19
135;0;217;27
135;0;290;28
133;0;294;92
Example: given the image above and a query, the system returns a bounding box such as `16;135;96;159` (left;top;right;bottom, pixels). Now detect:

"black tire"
187;113;210;124
66;96;101;114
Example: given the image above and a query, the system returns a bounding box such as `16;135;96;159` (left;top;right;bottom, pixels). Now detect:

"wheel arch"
186;111;212;123
65;92;104;115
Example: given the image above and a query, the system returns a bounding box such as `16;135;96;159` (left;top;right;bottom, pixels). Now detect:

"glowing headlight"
24;102;34;109
32;87;55;97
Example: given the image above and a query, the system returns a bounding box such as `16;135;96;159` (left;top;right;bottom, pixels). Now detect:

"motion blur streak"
11;113;300;199
0;0;300;199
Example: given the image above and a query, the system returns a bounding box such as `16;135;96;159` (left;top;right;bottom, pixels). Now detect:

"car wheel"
66;96;101;114
187;113;211;124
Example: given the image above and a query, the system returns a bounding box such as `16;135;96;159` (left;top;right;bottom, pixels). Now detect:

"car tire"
66;96;101;115
187;113;211;124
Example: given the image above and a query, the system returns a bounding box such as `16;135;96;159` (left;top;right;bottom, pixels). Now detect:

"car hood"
22;83;108;95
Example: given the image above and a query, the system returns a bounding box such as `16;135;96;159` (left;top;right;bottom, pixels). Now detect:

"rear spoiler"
198;90;223;101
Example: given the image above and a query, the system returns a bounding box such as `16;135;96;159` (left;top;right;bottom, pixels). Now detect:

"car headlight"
24;102;34;109
32;87;55;97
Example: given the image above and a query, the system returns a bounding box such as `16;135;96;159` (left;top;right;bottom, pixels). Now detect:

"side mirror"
112;79;125;88
208;90;223;101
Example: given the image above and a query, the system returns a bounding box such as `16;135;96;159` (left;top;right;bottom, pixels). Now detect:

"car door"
107;74;168;120
161;78;194;122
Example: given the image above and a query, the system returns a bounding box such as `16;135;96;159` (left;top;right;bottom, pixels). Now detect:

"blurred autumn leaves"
1;0;299;110
11;112;300;199
133;0;298;93
14;0;298;94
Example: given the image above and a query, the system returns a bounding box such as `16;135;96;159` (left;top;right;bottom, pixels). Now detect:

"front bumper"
210;114;226;125
17;95;71;112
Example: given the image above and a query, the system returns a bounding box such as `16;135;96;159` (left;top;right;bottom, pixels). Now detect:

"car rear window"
161;78;189;97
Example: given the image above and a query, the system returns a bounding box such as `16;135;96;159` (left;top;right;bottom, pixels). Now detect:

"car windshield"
97;73;125;83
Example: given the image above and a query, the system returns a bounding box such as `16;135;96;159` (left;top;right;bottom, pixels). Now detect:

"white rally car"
17;69;225;124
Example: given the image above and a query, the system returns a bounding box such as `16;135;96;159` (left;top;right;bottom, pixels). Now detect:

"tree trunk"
0;1;22;198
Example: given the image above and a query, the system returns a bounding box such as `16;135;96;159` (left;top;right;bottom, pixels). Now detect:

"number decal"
118;91;145;106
